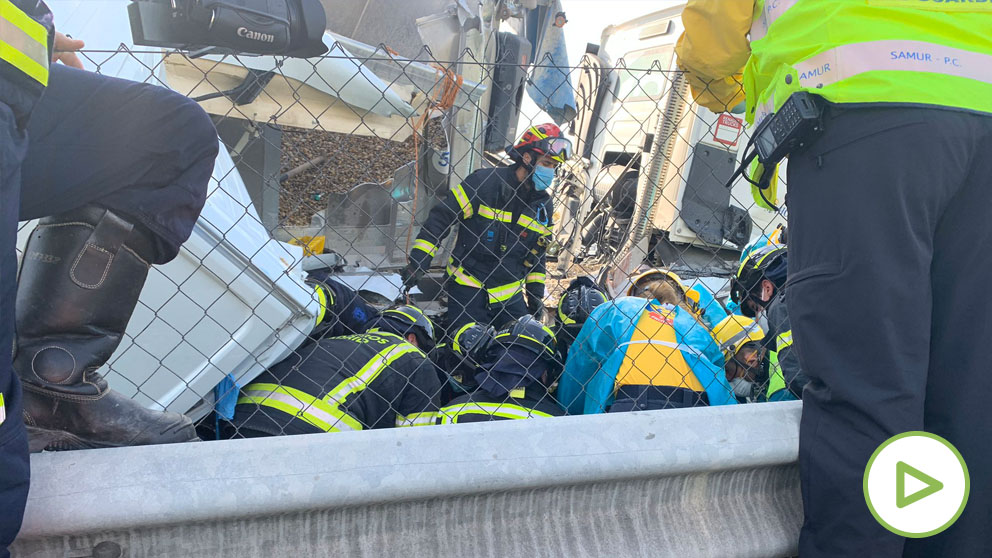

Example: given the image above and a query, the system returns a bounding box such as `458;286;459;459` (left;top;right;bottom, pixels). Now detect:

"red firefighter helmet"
506;123;572;165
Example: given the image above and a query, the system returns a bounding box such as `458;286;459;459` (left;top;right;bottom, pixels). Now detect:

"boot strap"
70;210;135;290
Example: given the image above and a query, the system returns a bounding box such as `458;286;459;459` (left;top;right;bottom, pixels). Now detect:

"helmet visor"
536;137;573;163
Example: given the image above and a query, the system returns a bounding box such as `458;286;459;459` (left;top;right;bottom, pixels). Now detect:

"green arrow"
897;461;944;508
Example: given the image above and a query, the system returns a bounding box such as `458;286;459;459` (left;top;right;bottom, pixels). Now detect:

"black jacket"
229;332;441;436
410;166;553;301
438;385;564;424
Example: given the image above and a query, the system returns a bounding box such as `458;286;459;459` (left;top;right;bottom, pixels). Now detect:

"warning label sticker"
713;114;744;147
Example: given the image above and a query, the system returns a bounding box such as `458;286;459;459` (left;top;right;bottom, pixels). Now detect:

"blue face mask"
532;165;555;191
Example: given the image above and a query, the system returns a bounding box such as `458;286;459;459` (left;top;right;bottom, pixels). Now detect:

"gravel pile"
278;120;447;226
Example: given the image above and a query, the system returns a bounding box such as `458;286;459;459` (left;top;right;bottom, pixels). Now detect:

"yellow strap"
240;383;362;432
486;279;525;303
478;204;513;223
451;183;473;219
509;387;526;398
776;330;794;351
412;238;438;257
438;401;553;424
517;214;551;236
0;0;49;85
446;261;484;289
395;411;439;427
314;284;328;326
325;343;420;403
526;272;546;284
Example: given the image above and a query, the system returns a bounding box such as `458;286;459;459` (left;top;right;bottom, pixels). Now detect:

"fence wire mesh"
14;37;790;443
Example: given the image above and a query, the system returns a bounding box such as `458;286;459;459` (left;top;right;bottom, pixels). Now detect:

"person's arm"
675;0;754;113
394;356;442;427
407;176;477;277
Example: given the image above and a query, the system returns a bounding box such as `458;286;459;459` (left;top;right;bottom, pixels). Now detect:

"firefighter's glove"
527;295;545;320
401;262;424;291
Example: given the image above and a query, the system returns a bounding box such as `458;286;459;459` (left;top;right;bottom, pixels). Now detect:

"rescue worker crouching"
712;315;765;403
401;124;572;330
730;245;805;401
553;275;609;359
439;316;565;423
559;271;737;414
430;321;495;405
224;305;441;438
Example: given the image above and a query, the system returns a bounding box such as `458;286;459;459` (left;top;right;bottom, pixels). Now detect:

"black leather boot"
15;207;198;452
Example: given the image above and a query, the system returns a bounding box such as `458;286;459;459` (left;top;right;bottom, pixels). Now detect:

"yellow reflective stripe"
776;330;794;351
478;205;513;223
750;0;798;42
794;40;992;90
486;280;525;303
412;238;438;257
240;383;362;432
526;272;546;284
325;343;420;403
0;0;49;86
517;214;551;236
446;261;483;289
509;387;526;398
314;284;328;326
0;392;5;426
438;402;553;424
451;183;473;219
396;412;439;427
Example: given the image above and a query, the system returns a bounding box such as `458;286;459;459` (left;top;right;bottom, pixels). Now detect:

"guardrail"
11;401;803;558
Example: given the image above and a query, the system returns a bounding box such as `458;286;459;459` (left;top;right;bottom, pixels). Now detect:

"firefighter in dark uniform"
305;270;377;340
225;306;442;437
729;245;805;402
439;316;564;423
553;276;609;359
430;321;495;405
401;124;572;331
1;2;218;553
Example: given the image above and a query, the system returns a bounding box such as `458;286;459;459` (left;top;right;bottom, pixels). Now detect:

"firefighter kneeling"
439;316;565;423
224;305;441;437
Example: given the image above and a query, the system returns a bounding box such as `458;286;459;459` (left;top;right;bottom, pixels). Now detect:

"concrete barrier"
11;401;803;558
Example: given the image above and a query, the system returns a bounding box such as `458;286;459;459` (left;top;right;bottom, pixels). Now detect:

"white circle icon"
864;431;969;538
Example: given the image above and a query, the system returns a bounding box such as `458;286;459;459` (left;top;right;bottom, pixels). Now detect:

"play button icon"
864;432;969;537
896;461;943;508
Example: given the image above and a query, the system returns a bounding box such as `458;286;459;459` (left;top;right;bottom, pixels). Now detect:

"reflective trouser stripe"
413;238;438;257
526;272;546;284
487;280;525;303
438;402;553;423
0;0;49;85
517;214;551;236
451;183;473;219
314;284;329;326
793;40;992;90
396;412;439;427
239;384;362;432
478;205;512;222
446;261;484;288
750;0;798;42
0;392;5;425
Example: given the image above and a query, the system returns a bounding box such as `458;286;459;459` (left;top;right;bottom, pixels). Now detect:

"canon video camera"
128;0;328;58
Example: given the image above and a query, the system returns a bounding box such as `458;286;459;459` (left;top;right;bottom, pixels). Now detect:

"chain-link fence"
15;30;790;444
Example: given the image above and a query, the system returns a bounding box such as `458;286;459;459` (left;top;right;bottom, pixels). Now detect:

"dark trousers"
787;105;992;557
445;282;528;333
0;65;217;554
